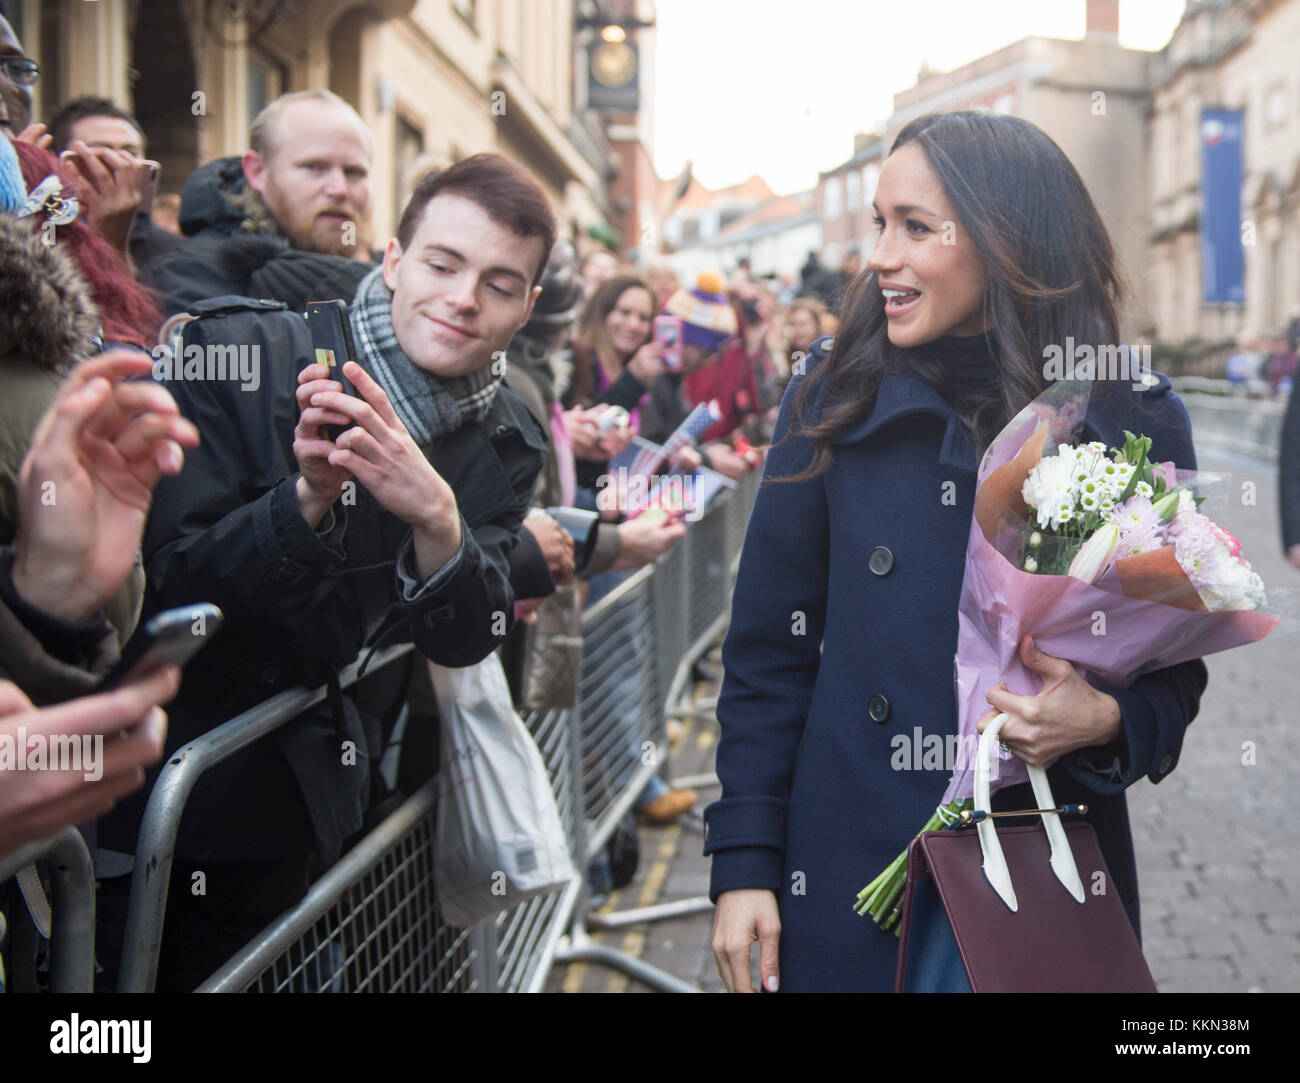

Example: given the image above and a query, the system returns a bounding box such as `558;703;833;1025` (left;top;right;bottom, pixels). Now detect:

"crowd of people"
0;11;844;992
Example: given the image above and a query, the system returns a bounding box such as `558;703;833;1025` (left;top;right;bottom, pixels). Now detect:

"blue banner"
1200;109;1245;305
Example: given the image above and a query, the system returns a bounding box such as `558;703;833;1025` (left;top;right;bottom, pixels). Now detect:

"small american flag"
611;401;721;480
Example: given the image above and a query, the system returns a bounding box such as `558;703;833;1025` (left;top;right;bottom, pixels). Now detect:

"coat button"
1157;753;1172;774
867;546;894;576
868;694;890;724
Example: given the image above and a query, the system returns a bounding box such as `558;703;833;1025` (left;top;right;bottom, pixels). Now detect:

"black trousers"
95;853;314;992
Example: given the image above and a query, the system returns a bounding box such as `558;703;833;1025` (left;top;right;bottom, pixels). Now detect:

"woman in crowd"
563;274;668;501
705;111;1208;993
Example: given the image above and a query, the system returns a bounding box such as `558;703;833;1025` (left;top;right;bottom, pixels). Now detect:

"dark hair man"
47;96;145;157
96;153;556;991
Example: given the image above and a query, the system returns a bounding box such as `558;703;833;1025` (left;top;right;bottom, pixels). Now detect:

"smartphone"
137;160;159;217
304;299;360;441
95;603;224;693
654;315;683;370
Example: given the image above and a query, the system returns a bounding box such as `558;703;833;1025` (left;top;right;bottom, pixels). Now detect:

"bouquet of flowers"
854;379;1279;932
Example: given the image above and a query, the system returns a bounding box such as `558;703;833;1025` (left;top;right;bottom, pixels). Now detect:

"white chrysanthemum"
1023;452;1078;529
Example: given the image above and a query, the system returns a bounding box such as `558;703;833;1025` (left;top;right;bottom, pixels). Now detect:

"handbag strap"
975;713;1085;911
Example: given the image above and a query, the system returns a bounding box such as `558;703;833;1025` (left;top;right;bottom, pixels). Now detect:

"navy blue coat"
703;337;1208;993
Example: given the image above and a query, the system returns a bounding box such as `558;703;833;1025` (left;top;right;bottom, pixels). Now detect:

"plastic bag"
430;654;576;927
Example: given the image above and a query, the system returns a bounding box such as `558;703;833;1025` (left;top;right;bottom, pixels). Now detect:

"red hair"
12;141;163;348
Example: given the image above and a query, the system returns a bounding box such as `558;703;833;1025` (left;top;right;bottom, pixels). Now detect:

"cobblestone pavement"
548;446;1299;993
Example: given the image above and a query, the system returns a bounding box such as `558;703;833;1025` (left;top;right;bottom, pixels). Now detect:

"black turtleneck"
931;331;1002;404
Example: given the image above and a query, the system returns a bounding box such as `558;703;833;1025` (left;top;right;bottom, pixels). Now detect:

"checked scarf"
349;265;504;448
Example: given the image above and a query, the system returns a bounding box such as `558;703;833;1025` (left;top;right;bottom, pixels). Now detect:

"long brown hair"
775;111;1124;482
568;274;654;406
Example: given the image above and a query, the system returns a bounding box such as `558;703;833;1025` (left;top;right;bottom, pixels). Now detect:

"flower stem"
853;798;973;937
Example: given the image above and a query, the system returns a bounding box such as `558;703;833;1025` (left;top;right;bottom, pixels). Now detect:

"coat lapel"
830;361;978;472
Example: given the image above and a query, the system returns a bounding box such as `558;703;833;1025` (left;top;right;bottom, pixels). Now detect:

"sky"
651;0;1188;195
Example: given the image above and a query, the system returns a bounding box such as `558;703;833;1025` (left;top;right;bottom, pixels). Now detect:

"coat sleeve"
1065;379;1209;793
392;406;547;669
1278;382;1300;550
0;547;117;704
595;369;650;412
702;379;829;900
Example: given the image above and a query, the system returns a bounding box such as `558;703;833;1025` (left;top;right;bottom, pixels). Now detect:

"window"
846;170;860;212
861;163;880;208
249;49;286;128
395;115;425;217
824;177;842;220
719;206;746;231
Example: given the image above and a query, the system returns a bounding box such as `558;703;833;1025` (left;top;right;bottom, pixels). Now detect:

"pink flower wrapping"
944;386;1279;805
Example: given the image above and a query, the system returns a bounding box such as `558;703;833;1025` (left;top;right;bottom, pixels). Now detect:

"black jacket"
1280;387;1300;549
98;296;548;863
139;156;374;318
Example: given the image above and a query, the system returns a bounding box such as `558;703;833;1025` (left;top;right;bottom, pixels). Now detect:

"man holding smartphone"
45;96;179;269
96;153;554;990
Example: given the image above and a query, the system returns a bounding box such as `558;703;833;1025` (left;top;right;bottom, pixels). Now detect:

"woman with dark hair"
566;274;663;407
705;111;1207;993
563;273;667;497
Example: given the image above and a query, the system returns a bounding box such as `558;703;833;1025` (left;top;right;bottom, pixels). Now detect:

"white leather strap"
975;713;1085;911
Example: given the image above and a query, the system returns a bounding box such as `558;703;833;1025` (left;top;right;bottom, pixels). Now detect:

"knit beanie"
664;270;737;352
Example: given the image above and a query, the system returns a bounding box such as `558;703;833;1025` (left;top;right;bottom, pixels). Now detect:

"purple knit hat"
664;271;737;352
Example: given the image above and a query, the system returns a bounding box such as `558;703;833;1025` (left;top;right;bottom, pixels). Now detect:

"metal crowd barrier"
0;828;96;992
116;467;761;992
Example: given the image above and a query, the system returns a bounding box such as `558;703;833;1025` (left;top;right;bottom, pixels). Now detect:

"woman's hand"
626;342;667;385
977;635;1122;768
711;888;780;993
701;442;751;479
562;407;601;459
669;446;702;473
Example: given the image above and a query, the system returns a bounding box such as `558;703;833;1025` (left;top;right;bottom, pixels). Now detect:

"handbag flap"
906;823;1157;993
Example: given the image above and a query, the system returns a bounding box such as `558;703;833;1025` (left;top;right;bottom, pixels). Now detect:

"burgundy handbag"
893;713;1158;993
